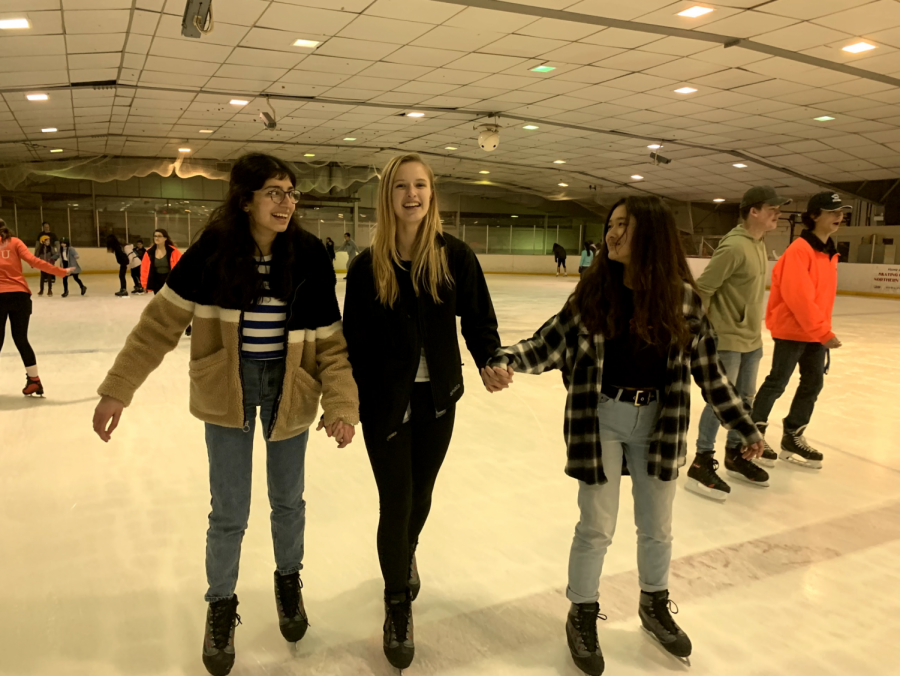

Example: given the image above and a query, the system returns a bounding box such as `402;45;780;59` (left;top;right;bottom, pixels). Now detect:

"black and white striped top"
241;255;287;360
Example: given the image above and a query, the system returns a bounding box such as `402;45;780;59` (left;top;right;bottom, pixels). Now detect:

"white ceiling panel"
63;9;130;33
338;16;433;45
314;37;399;61
479;34;569;59
539;43;625;65
67;32;126;53
565;0;677;23
815;0;900;35
256;3;356;35
515;17;603;41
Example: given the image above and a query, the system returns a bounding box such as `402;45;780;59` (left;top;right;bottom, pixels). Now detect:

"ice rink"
2;272;898;676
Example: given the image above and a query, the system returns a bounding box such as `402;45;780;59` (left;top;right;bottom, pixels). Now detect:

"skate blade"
754;458;776;468
778;450;822;470
684;479;728;502
725;470;769;488
641;626;691;667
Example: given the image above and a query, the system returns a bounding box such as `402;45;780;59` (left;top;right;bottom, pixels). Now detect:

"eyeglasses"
259;187;301;205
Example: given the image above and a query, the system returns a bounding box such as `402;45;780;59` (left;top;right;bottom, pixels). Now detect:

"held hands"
64;267;76;275
316;417;356;448
93;395;125;442
480;364;515;393
741;440;765;460
824;336;842;349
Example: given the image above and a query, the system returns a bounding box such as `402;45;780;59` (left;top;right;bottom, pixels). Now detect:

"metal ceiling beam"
435;0;900;89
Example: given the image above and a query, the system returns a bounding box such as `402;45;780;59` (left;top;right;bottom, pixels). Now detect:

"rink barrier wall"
23;249;900;299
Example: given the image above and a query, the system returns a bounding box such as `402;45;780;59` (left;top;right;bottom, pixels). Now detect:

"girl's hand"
316;418;356;448
480;364;514;393
742;440;764;460
93;396;125;442
64;267;76;275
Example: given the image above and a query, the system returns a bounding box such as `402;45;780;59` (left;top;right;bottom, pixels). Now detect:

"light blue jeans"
696;348;763;453
567;395;677;603
204;358;309;602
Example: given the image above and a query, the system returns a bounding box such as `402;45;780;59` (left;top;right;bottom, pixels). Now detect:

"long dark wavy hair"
197;153;301;310
571;196;697;349
153;228;175;249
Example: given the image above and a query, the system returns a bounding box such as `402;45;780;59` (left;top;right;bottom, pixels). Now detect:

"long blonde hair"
372;153;452;306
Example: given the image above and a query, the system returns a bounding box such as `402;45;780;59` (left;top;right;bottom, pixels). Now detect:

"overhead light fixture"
553;160;566;164
511;215;519;218
293;39;321;48
303;153;315;157
444;146;457;150
199;129;213;133
814;115;835;121
674;87;697;94
178;148;191;152
733;163;747;168
50;149;63;153
406;112;425;117
42;128;57;133
631;175;644;180
648;144;662;149
531;65;555;73
558;182;568;187
27;94;48;101
230;99;248;106
479;170;490;174
0;18;30;29
523;125;539;130
343;137;356;141
713;198;725;203
843;42;876;54
678;6;714;18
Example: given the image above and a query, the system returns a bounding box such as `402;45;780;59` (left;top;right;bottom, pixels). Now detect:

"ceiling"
1;0;900;204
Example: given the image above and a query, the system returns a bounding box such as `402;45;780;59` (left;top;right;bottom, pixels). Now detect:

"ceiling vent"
72;80;118;90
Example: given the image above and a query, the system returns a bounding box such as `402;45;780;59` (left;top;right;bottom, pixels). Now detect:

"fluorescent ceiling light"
733;163;747;168
479;170;490;174
843;42;875;54
531;65;555;73
631;175;644;180
558;182;568;187
523;125;539;130
511;215;518;218
0;18;30;29
678;6;714;18
674;87;697;94
50;149;63;153
713;198;725;203
27;94;48;101
553;160;566;164
178;148;191;152
406;112;424;117
303;153;315;157
444;146;457;150
41;128;57;133
199;129;213;133
230;99;248;106
814;115;835;121
648;144;663;149
293;39;321;48
343;137;356;141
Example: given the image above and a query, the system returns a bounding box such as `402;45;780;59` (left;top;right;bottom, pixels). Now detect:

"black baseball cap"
740;186;792;209
807;191;852;213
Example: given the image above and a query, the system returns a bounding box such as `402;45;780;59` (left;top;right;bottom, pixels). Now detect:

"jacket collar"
799;229;838;259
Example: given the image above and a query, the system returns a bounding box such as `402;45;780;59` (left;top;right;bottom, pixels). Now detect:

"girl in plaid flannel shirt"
484;196;764;674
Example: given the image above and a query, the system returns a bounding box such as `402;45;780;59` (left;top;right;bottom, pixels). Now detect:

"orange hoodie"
0;236;69;295
766;230;838;344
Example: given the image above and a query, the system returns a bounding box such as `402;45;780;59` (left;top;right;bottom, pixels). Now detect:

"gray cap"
740;185;792;209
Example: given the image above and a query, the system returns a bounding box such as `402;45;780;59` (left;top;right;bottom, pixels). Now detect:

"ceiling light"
178;148;191;152
42;128;57;133
479;170;490;174
27;94;48;101
523;125;539;130
558;182;568;187
553;160;566;164
230;99;248;106
0;19;30;29
648;144;662;149
406;112;425;117
50;149;63;153
678;6;714;18
814;115;835;121
531;65;555;73
343;137;356;141
304;153;315;157
445;146;457;150
843;42;876;54
713;198;725;203
293;39;321;48
631;175;644;180
674;87;697;94
511;215;519;218
733;163;747;168
199;129;213;133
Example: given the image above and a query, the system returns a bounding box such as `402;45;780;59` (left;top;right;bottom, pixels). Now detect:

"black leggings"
62;274;85;293
364;383;456;594
0;292;36;367
39;272;54;292
118;265;127;289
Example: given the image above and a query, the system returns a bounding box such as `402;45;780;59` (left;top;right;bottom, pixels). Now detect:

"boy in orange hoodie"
751;191;847;469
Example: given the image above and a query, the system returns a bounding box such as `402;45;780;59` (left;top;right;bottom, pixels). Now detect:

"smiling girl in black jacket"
343;153;504;671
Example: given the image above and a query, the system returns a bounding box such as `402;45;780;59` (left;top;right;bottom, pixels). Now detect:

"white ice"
1;273;899;676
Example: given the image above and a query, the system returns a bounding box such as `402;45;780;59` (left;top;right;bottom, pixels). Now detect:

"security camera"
477;124;500;152
182;0;212;39
259;111;276;130
650;152;672;165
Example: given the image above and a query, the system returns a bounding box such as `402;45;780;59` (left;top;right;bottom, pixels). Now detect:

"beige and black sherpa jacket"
98;228;359;441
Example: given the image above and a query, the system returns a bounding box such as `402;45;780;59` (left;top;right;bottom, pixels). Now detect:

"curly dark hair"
571;196;697;349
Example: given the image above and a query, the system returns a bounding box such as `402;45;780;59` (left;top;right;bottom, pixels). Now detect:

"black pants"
118;265;127;289
364;383;456;594
39;272;54;292
0;292;36;367
62;274;85;293
149;272;168;294
130;268;141;288
751;338;826;432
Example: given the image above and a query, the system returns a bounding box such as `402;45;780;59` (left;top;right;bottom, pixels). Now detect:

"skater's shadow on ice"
0;395;96;411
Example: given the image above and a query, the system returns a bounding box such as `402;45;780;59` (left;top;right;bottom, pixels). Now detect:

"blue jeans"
204;358;309;602
696;348;763;453
567;395;677;603
752;339;826;432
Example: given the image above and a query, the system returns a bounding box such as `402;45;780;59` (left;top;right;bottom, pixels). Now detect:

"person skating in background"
140;229;182;295
750;191;846;470
124;240;144;294
484;196;764;676
343;153;503;672
106;234;130;297
686;186;791;502
338;232;359;280
553;242;568;276
58;237;87;297
91;153;359;676
324;237;336;264
36;221;58;249
35;235;59;296
579;241;594;274
0;221;74;396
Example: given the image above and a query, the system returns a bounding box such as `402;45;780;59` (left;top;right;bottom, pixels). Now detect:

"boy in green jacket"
686;186;790;502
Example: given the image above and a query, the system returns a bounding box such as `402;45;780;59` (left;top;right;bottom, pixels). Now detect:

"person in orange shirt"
0;221;74;396
751;191;847;470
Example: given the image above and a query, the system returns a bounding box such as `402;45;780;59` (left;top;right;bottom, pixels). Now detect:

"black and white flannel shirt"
491;283;762;485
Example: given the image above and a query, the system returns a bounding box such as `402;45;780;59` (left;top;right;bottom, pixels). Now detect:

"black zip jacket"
343;233;500;441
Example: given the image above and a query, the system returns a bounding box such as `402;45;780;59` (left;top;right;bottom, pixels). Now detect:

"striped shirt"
241;256;287;360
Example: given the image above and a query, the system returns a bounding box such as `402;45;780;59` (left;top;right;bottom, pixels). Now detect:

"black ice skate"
566;602;606;676
202;594;241;676
754;423;778;468
115;288;129;297
685;453;730;502
408;542;420;601
273;571;308;643
383;590;414;671
639;590;692;666
725;446;770;487
780;425;823;469
22;375;44;397
81;285;87;296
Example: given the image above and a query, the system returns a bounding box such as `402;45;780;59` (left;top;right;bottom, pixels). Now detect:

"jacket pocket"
286;367;323;431
189;348;230;417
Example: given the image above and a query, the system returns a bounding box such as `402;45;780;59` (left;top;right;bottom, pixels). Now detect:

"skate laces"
575;603;607;653
649;594;681;636
792;432;814;453
389;599;412;642
208;599;241;649
276;573;303;618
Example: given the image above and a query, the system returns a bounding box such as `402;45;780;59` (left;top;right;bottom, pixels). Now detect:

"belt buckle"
634;389;648;406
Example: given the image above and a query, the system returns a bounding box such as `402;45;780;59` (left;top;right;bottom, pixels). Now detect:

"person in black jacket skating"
343;153;509;671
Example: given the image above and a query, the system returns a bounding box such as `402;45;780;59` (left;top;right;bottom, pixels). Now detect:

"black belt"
601;384;659;406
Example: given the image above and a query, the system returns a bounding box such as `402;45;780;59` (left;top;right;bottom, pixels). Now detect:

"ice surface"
1;273;898;676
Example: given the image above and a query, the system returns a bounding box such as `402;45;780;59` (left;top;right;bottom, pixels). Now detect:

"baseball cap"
807;191;852;213
740;186;792;209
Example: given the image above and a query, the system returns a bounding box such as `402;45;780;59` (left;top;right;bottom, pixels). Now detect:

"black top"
343;233;500;441
799;229;838;259
325;242;335;260
601;286;668;390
